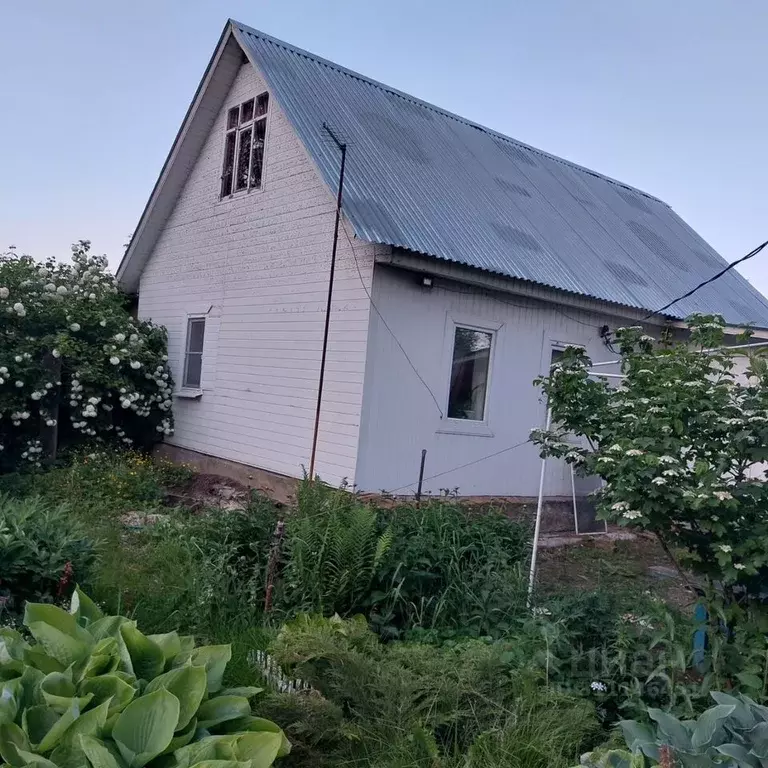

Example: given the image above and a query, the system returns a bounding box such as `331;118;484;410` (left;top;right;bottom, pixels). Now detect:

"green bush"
270;614;600;767
0;243;175;471
0;495;96;621
0;588;289;768
369;501;531;637
278;482;392;617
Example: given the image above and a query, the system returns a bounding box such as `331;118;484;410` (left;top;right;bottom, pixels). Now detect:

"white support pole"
528;407;551;608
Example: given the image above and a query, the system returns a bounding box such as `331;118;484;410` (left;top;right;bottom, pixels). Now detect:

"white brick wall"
138;58;379;486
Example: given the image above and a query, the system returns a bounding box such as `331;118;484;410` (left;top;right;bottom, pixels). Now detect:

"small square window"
183;318;205;390
448;326;492;420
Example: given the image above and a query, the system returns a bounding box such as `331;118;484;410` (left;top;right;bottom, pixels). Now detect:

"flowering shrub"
531;315;768;592
0;242;174;470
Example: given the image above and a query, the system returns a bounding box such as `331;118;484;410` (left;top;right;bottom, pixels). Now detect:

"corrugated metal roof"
233;21;768;326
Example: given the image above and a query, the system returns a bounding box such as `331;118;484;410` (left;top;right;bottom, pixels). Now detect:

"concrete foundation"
154;443;582;532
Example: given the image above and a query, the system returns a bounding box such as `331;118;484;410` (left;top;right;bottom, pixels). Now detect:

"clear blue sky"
1;1;766;291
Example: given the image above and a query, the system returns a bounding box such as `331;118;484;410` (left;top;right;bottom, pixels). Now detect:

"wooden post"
415;449;427;504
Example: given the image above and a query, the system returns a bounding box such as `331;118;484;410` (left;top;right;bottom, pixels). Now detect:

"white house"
118;20;768;499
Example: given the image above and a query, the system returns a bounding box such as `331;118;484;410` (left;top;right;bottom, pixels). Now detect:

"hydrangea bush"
0;242;174;471
531;314;768;593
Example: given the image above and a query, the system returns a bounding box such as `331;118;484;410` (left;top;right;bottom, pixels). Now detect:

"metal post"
527;407;551;607
415;449;427;503
308;127;347;482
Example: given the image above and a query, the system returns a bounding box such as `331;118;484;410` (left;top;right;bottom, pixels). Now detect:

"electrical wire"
644;239;768;320
387;438;532;494
341;227;445;418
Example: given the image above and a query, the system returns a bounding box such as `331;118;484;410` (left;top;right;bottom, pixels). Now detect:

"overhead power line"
645;239;768;320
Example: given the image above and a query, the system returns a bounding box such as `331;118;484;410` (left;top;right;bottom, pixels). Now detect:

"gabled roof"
120;20;768;327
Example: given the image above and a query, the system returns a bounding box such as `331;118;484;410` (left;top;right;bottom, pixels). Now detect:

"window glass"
227;106;239;130
448;327;492;420
220;132;236;197
256;92;269;117
183;318;205;389
250;119;266;189
235;126;252;191
241;98;255;123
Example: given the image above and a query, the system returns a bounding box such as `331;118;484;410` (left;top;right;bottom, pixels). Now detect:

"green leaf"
15;748;61;768
218;688;263;700
144;665;206;731
146;634;181;665
162;718;197;755
190;647;231;695
23;706;59;747
715;742;760;766
24;604;93;668
173;736;238;768
0;688;18;726
0;722;31;766
233;732;283;767
112;688;180;768
41;673;93;714
80;735;126;768
80;675;135;715
30;704;81;752
24;649;66;676
737;672;763;691
648;708;691;751
187;761;250;768
0;630;28;663
196;697;251;730
49;700;111;768
748;721;768;759
70;588;104;624
119;625;164;682
87;619;133;678
691;704;735;749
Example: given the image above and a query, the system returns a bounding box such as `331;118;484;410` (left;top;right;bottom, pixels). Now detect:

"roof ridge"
230;19;666;205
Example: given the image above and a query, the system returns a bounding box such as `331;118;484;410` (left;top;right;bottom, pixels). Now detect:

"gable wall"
138;57;379;486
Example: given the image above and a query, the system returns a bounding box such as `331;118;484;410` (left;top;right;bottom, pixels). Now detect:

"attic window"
220;93;269;197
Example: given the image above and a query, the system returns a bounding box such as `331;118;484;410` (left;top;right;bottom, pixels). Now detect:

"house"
118;20;768;500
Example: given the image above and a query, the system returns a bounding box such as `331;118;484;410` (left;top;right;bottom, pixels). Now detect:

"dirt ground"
536;530;698;612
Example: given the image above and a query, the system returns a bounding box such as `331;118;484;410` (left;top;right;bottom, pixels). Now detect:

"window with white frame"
447;326;493;420
182;318;206;389
220;93;269;197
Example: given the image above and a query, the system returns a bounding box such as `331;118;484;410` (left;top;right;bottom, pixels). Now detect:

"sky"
1;1;766;291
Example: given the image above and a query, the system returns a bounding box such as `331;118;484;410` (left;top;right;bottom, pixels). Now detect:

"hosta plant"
0;588;289;768
578;691;768;766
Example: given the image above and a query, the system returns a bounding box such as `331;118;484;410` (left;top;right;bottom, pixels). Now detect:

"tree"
531;315;768;594
0;241;174;470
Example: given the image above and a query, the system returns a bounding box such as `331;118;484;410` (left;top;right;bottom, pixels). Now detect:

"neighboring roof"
230;21;768;327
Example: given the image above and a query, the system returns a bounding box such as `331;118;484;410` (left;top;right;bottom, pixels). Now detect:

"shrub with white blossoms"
531;314;768;594
0;241;174;470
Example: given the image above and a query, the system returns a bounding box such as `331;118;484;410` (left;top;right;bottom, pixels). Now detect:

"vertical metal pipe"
527;407;551;607
415;449;427;503
308;136;346;482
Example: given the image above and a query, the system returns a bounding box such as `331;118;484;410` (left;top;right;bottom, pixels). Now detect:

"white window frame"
178;314;207;398
219;92;269;199
437;315;501;437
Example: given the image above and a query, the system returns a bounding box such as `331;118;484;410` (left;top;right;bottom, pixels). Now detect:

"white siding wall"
355;264;630;496
138;58;378;486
